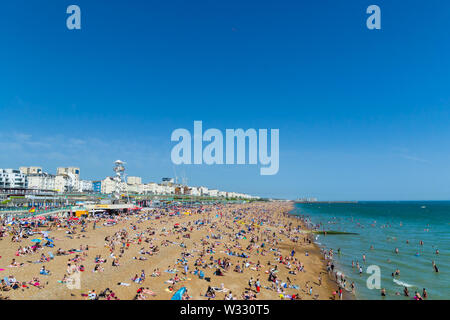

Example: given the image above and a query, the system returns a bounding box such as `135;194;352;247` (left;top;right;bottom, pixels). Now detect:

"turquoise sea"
290;201;450;300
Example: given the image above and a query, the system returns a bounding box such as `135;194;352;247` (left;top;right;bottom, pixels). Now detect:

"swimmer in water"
432;261;439;273
362;254;366;263
435;249;439;255
404;287;409;297
395;248;399;254
370;245;374;250
422;288;428;299
381;288;386;296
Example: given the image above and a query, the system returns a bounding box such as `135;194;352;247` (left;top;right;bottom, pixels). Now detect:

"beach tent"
171;287;186;300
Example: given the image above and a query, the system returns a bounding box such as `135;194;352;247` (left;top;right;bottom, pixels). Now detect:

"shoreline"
285;202;355;300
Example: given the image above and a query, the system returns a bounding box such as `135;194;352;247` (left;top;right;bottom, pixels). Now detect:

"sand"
0;202;343;300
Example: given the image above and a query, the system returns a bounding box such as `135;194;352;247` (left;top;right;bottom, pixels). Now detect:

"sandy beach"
0;202;346;300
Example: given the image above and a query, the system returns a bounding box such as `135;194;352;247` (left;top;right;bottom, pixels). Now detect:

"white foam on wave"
393;278;414;288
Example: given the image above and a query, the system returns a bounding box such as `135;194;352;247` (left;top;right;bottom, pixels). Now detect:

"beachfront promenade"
0;206;74;219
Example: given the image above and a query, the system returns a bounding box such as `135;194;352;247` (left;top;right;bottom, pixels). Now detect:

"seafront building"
0;169;28;188
1;165;259;200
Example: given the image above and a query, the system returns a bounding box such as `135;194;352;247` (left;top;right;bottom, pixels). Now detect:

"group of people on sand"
1;202;342;300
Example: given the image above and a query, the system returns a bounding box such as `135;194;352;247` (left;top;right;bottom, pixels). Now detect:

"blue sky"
1;0;450;200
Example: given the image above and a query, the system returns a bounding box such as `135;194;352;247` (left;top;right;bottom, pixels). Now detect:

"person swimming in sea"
380;288;386;296
395;248;399;254
404;286;409;297
432;261;439;273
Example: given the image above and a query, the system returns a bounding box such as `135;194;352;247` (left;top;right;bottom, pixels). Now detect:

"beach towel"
171;287;186;300
165;270;177;274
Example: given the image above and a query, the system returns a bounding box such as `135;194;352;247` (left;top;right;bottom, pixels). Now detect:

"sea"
289;201;450;300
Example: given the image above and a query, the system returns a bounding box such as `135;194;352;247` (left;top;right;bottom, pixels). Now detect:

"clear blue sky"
1;0;449;200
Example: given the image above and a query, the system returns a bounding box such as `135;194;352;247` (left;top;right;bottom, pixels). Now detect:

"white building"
27;173;55;190
127;176;142;185
143;182;158;194
160;184;175;195
198;186;209;196
0;169;28;188
127;183;144;194
189;187;201;196
101;177;116;194
207;189;219;197
19;166;43;175
54;175;68;193
57;167;80;178
218;191;228;198
80;180;93;192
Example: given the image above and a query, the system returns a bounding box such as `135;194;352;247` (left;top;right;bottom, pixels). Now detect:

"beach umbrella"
45;238;54;243
31;239;41;243
171;287;186;300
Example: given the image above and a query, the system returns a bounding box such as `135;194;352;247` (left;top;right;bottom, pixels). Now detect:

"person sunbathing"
152;269;161;277
29;277;45;289
205;286;215;298
0;279;11;291
93;264;104;272
39;266;50;275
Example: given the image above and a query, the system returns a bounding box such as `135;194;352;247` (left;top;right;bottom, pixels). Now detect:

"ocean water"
290;201;450;300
